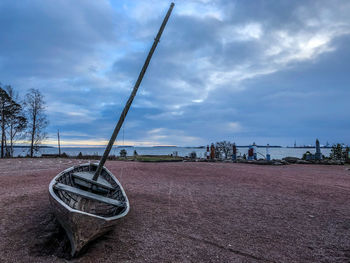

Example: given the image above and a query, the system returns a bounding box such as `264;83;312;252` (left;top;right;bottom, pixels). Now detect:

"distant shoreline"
11;145;54;148
10;145;336;149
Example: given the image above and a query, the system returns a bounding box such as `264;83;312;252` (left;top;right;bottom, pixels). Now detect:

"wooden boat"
49;163;129;256
48;3;174;256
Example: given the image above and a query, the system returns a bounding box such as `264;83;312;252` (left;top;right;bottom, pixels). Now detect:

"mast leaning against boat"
93;2;175;181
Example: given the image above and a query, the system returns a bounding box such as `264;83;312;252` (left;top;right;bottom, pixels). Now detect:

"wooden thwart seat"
71;171;115;190
54;183;125;207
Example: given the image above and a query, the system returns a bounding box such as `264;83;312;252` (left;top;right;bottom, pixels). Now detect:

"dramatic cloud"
0;0;349;146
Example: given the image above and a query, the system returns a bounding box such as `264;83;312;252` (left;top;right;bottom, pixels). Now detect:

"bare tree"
24;89;48;157
5;86;27;157
216;141;233;159
0;86;12;158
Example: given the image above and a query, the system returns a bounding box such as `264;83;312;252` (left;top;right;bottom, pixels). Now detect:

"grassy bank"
132;155;183;162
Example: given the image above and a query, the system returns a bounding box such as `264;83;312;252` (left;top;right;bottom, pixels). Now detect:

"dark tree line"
330;144;350;161
0;83;48;158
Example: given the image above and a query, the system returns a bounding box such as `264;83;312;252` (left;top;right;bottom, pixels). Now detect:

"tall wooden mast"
57;129;61;157
93;3;175;180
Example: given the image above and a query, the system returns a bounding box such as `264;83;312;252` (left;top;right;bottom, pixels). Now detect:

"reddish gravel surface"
1;159;350;262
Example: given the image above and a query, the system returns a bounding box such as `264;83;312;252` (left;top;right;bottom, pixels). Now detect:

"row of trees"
330;144;350;161
207;141;235;159
0;83;48;158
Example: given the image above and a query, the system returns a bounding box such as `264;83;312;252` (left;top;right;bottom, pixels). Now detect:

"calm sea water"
13;146;332;160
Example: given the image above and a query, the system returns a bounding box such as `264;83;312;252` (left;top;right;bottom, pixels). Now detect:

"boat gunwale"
49;162;130;221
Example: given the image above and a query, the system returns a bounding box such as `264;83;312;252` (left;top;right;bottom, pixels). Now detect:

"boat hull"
49;163;129;256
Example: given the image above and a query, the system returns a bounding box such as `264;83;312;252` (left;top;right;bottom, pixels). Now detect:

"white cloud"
227;122;242;132
145;127;203;145
145;110;184;121
148;128;166;135
221;23;263;44
47;102;98;124
268;30;337;65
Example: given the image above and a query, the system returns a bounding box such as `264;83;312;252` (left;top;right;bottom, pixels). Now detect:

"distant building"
248;143;257;160
252;142;257;160
304;139;322;161
315;139;322;160
248;145;254;160
266;144;271;161
232;143;237;161
210;144;215;160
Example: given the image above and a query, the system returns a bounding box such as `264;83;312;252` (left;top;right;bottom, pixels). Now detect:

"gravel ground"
0;158;350;262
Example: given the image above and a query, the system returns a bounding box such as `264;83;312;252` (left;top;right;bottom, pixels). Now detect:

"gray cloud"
0;0;118;78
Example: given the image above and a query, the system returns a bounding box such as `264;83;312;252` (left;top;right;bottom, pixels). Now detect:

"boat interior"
53;163;127;218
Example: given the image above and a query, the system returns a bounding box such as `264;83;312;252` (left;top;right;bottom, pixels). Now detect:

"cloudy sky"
0;0;349;147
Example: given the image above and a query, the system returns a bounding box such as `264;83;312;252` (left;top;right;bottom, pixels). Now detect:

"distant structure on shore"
288;139;332;149
304;139;323;161
315;139;322;160
247;143;257;160
266;144;270;161
232;143;237;161
210;143;215;160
